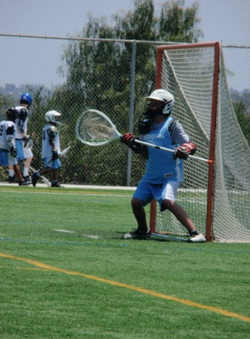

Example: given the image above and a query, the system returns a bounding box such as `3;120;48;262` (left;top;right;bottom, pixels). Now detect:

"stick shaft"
28;165;51;187
134;139;212;164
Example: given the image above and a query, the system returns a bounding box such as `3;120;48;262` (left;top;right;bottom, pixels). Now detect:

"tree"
158;0;202;42
60;0;202;119
233;100;250;144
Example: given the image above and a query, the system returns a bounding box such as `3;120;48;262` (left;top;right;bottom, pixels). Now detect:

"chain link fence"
0;34;249;186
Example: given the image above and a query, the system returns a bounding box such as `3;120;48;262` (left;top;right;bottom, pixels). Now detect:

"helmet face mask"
144;89;175;118
45;110;61;126
144;100;166;118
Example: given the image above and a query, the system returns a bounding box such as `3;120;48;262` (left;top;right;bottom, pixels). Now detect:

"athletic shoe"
19;180;31;186
122;228;151;240
32;173;39;187
187;231;206;243
51;181;63;187
23;175;31;185
8;175;16;183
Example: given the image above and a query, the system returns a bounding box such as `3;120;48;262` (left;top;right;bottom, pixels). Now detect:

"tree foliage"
233;100;250;144
60;0;202;122
158;0;202;42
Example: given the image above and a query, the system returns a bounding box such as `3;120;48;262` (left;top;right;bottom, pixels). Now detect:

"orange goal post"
150;42;250;243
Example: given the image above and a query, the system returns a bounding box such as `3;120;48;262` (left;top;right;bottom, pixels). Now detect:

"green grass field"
0;185;249;339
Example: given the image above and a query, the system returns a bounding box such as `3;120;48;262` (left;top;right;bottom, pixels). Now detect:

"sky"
0;0;249;91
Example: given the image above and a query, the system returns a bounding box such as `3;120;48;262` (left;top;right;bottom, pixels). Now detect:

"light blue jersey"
42;124;61;158
0;120;18;166
140;117;184;184
42;124;61;170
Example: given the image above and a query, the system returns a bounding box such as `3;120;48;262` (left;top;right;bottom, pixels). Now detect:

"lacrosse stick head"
76;109;122;146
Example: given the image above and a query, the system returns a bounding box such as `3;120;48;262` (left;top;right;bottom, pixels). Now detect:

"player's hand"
52;150;59;161
121;133;136;145
173;142;197;160
121;133;146;154
23;136;33;149
10;147;17;157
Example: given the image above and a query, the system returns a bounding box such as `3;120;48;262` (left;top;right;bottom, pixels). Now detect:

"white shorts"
133;179;180;209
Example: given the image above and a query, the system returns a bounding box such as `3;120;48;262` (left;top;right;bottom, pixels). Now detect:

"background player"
8;93;33;184
32;110;62;187
0;108;30;185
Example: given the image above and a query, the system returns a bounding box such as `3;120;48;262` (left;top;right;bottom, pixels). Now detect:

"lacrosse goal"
150;42;250;242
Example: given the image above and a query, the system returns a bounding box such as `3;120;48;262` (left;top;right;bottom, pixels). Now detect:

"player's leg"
23;156;32;182
31;156;51;186
8;153;29;186
122;181;153;239
50;168;62;187
32;158;62;187
8;164;15;183
131;198;148;233
22;145;33;184
160;181;206;242
50;159;62;187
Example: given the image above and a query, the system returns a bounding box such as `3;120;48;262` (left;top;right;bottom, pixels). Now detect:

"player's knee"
131;198;144;209
161;199;174;212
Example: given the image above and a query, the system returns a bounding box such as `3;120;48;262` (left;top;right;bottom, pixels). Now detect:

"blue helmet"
20;93;33;107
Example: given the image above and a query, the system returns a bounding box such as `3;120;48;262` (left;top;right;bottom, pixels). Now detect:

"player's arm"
171;122;197;160
17;108;28;134
47;126;59;160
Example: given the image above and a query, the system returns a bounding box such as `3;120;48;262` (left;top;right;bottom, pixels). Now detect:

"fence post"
126;41;137;186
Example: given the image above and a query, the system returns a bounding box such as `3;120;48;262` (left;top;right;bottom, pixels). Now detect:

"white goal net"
151;42;250;242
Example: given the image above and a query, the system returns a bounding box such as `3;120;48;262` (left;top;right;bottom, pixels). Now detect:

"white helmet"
146;89;175;115
45;110;61;126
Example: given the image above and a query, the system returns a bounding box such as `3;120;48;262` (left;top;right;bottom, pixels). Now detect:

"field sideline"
0;184;249;339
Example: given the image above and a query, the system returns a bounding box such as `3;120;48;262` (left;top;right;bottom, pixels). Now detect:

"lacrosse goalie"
120;89;206;242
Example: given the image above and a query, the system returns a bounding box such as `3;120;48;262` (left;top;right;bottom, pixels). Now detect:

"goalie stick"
75;109;212;164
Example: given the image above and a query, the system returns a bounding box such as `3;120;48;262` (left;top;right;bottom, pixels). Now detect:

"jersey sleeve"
171;121;190;145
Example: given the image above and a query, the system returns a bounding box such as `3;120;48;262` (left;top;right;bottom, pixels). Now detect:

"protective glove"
120;133;136;145
121;133;145;154
173;142;197;160
10;147;17;157
52;150;59;161
23;136;33;149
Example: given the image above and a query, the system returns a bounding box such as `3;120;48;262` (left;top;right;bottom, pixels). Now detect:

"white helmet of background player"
144;89;175;118
45;110;61;126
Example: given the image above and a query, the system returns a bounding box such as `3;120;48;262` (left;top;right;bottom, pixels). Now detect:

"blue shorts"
133;179;180;210
44;157;61;169
0;149;18;166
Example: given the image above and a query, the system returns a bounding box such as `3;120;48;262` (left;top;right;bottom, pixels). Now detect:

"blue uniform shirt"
140;117;189;184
